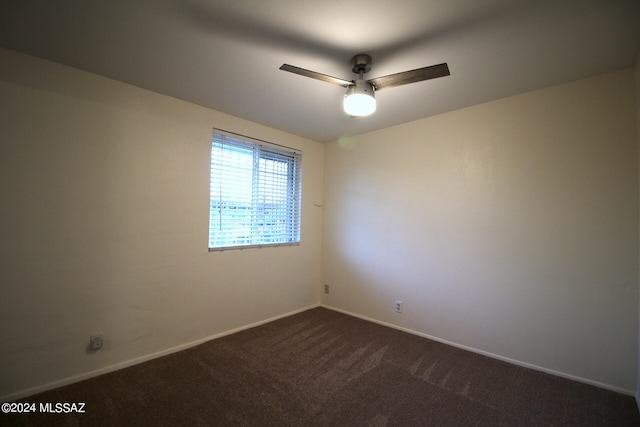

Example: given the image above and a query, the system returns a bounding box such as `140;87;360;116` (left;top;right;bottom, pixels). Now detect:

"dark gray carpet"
5;307;640;426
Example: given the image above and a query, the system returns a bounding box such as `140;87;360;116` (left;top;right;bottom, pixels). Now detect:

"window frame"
208;129;302;251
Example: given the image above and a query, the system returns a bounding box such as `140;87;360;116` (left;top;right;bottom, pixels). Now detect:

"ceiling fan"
279;54;450;117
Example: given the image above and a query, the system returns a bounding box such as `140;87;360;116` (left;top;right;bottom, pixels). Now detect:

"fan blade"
369;63;450;91
279;64;353;87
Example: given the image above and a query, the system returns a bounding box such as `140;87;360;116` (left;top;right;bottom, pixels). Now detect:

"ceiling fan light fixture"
281;54;450;118
343;80;376;117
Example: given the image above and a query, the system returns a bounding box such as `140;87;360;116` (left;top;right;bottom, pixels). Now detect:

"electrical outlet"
90;335;103;351
324;284;329;294
395;300;402;313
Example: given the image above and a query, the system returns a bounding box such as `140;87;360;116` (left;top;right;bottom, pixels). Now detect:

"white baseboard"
4;303;633;402
2;304;321;402
320;304;635;397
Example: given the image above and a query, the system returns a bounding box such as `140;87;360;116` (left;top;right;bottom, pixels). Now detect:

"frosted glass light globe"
343;80;376;117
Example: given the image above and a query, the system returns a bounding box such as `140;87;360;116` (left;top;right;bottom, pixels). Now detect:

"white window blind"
209;130;302;251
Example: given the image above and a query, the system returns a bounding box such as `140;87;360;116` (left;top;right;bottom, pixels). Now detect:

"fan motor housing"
346;79;375;98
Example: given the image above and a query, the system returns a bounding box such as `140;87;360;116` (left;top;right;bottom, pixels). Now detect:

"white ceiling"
1;0;639;143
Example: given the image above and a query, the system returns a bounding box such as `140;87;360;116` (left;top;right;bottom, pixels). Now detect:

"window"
208;130;302;251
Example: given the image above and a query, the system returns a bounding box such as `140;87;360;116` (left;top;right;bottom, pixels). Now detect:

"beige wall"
322;69;638;392
0;48;324;400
